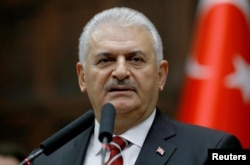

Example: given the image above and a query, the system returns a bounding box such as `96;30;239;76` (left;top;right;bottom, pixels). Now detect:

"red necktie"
105;136;129;165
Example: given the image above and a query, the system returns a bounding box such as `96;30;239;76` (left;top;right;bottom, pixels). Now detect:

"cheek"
85;69;109;91
136;69;159;94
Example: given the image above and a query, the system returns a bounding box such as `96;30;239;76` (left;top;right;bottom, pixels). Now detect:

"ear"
158;60;168;91
76;62;87;92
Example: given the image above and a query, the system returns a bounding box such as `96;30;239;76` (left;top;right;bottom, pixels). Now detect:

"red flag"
176;0;250;148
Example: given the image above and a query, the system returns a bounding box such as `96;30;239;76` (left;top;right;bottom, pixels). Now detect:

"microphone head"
98;103;116;143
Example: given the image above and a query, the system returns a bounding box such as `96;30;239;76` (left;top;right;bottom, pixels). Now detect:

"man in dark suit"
32;7;242;165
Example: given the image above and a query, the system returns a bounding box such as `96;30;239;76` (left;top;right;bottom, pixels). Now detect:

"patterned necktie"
105;136;129;165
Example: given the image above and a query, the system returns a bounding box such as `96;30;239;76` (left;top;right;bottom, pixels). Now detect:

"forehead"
88;23;154;54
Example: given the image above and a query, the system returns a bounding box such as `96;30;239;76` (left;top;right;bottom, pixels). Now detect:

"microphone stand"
101;137;108;165
19;149;44;165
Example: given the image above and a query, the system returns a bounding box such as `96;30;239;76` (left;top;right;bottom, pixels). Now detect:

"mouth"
108;85;137;93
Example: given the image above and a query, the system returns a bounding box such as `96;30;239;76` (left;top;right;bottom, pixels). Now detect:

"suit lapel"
135;109;177;165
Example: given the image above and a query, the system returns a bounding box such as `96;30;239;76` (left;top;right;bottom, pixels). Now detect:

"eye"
132;57;141;62
99;58;110;63
126;51;145;64
128;55;144;63
96;56;115;65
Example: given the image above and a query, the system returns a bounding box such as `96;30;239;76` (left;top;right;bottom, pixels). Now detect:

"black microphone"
98;103;116;165
98;103;116;143
20;110;94;165
41;110;94;155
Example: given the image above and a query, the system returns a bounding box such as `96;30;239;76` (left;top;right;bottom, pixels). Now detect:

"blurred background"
0;0;199;153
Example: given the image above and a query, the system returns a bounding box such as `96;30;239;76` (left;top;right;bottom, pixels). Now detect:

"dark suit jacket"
32;109;242;165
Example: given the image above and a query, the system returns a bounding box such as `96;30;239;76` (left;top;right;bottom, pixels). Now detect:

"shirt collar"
91;108;156;155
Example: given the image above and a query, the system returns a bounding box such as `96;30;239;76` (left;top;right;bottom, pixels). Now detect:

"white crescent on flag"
186;56;212;80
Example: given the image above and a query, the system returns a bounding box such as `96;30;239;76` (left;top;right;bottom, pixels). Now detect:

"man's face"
77;24;168;131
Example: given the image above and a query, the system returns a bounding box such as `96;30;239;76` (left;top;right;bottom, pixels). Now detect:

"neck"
113;109;154;135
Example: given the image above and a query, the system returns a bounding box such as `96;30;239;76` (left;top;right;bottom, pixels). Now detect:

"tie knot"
105;136;129;165
108;136;129;151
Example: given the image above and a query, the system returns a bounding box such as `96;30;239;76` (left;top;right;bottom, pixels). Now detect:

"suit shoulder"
171;119;242;149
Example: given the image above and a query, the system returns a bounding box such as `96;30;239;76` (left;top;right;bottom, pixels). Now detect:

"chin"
111;101;138;114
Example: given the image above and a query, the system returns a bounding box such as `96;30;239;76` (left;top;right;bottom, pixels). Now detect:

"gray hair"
78;7;163;64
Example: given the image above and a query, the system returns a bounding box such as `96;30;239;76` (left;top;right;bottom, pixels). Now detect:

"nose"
112;56;130;80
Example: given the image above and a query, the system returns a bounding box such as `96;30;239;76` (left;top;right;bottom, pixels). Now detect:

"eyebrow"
95;50;145;58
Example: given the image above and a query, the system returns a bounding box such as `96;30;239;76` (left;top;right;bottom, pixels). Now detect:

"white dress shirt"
83;109;156;165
